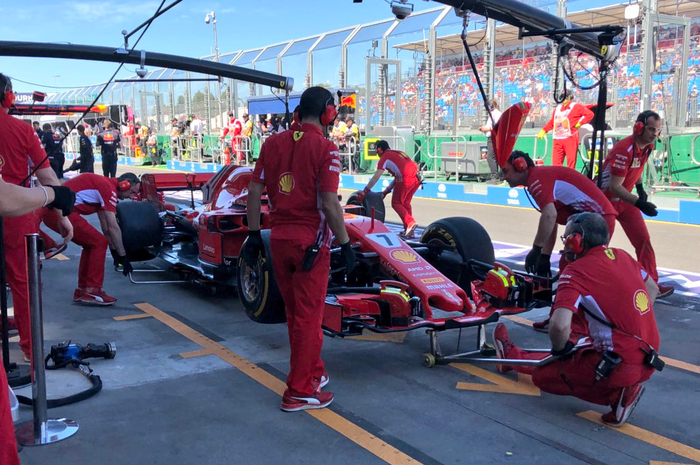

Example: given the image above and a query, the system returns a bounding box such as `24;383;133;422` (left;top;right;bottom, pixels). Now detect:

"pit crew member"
39;172;141;305
0;72;74;361
502;151;617;277
358;140;420;238
598;110;673;297
493;212;661;427
41;122;66;179
221;111;243;164
0;175;74;465
244;86;355;412
538;93;594;169
97;120;122;178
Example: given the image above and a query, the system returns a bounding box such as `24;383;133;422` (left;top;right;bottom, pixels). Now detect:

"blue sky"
1;0;613;93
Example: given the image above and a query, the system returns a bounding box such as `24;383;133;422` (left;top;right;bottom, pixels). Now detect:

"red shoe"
492;323;515;373
601;385;645;427
312;373;329;391
532;318;550;333
657;284;675;298
44;243;68;260
403;222;418;239
74;287;117;306
281;389;334;412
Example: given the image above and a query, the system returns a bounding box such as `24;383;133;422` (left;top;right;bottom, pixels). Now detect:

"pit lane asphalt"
13;164;700;465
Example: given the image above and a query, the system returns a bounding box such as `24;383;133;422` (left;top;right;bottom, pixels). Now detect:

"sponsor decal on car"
421;277;445;284
391;250;419;264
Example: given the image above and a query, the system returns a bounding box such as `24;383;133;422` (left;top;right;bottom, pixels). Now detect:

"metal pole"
15;234;78;446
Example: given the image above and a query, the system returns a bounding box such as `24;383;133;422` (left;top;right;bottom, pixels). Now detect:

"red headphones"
563;232;584;255
509;152;532;173
1;76;15;108
117;180;133;192
320;95;338;126
633;111;654;136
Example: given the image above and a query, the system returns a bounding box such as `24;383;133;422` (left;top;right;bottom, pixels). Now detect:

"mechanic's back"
254;113;340;245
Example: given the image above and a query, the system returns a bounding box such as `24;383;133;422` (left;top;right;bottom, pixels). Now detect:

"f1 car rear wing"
139;172;216;210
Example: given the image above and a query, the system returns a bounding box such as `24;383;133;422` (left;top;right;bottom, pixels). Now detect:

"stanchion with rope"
15;234;79;446
0;218;31;388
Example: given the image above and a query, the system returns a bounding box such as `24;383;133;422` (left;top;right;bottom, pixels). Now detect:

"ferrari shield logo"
278;172;294;195
390;250;418;264
634;289;650;314
604;249;616;260
293;131;304;141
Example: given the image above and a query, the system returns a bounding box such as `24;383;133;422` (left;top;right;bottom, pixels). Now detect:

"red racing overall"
0;104;45;465
39;173;116;291
506;247;659;406
222;118;243;164
252;123;340;397
542;102;593;168
599;135;659;282
377;149;420;231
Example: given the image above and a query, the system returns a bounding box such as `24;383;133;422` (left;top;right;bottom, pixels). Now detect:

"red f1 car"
117;102;551;365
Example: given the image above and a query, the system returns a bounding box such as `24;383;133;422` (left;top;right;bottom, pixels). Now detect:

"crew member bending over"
358;140;420;238
493;212;661;427
39;172;141;305
598;110;673;298
502;151;617;277
538;93;593;169
244;86;355;412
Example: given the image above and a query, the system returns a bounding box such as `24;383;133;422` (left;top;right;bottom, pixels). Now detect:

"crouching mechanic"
39;172;141;305
598;110;673;297
502;151;617;277
358;140;421;238
243;86;356;412
492;213;661;427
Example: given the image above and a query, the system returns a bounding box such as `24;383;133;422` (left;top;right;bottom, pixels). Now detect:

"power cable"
20;0;174;186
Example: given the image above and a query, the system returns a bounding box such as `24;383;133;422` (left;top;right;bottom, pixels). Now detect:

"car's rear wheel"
237;230;286;324
116;201;164;262
421;217;494;297
346;191;386;223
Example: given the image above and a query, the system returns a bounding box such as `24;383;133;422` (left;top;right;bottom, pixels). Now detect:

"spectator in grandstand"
479;99;502;183
242;113;253;137
170;117;181;159
331;118;347;146
146;128;161;165
538;93;594;169
597;110;674;298
33;120;42;138
189;114;204;160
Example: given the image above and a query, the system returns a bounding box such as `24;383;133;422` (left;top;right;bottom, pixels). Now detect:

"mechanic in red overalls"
0;172;74;465
493;213;661;427
39;172;140;305
538;93;594;169
598;110;673;298
502;151;618;277
0;73;74;362
244;86;355;411
358;140;421;238
220;111;244;164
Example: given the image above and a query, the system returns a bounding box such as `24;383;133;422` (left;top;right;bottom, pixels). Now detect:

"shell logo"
391;250;419;264
634;290;650;314
278;172;295;195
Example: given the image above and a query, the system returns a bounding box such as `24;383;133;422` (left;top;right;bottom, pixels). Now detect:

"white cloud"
70;1;165;24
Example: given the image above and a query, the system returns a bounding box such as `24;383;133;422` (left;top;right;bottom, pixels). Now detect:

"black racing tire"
346;191;386;223
116;201;164;262
420;217;495;297
237;230;286;324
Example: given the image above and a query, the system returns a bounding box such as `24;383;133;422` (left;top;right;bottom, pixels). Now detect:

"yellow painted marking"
578;410;700;463
348;332;407;343
452;363;541;396
132;303;421;465
113;313;153;321
53;253;69;261
504;316;700;377
649;462;694;465
180;348;213;359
